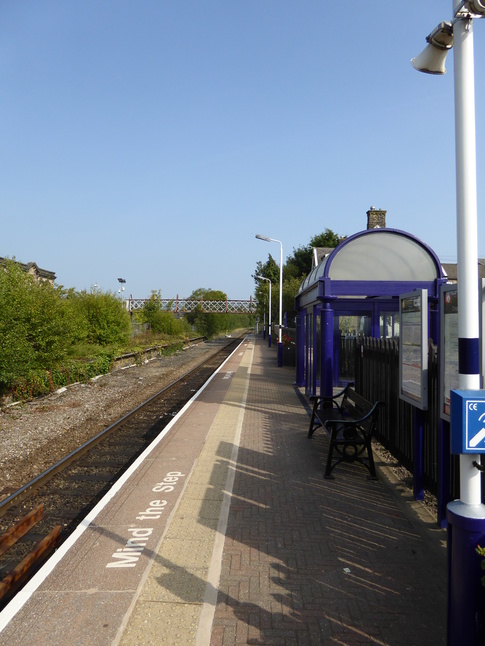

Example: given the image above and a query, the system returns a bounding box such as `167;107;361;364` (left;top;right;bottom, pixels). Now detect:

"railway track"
0;334;246;607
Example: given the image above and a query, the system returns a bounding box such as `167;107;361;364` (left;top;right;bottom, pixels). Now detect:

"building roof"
441;260;485;282
0;257;56;282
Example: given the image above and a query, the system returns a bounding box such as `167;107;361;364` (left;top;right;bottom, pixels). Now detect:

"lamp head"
255;234;272;242
464;0;485;15
411;21;453;75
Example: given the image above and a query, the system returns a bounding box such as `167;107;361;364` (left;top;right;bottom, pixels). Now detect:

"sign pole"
447;4;485;644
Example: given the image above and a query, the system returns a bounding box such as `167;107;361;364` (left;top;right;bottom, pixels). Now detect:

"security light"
411;22;453;75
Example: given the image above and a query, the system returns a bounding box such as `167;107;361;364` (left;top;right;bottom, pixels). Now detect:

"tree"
285;229;344;280
0;260;81;388
188;288;227;301
141;291;191;336
73;290;131;346
252;255;279;285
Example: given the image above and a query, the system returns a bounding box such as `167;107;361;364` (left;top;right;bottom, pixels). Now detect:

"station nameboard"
399;289;428;410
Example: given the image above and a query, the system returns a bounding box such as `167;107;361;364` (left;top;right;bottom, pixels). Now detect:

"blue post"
437;420;451;528
295;311;305;387
320;304;334;399
413;407;425;501
447;503;485;645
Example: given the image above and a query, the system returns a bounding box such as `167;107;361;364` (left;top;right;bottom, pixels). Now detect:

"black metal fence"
351;337;460;501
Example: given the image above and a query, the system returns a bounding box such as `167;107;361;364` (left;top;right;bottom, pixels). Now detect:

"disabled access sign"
451;390;485;454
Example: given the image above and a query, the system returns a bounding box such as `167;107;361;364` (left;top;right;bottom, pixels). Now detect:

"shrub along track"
0;335;246;606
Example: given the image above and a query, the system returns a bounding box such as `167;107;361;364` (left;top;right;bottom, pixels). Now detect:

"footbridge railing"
127;296;257;314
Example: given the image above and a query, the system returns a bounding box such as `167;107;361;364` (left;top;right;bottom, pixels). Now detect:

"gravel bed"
0;341;220;499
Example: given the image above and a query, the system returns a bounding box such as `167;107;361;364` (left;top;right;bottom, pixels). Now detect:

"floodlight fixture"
411;21;453;74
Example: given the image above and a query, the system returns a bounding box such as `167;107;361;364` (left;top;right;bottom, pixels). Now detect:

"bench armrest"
325;401;382;428
309;383;354;406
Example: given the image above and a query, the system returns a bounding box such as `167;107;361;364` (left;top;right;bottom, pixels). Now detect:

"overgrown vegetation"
0;262;253;401
140;291;193;337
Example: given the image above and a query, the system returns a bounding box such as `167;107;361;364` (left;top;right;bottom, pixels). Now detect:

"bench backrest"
342;388;372;416
342;388;380;432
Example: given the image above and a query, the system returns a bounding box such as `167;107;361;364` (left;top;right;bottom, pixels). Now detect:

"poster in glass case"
399;289;428;410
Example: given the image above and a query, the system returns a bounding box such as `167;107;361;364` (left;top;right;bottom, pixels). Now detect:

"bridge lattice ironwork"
127;297;257;314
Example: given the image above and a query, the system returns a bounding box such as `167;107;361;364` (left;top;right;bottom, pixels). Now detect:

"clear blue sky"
1;1;484;300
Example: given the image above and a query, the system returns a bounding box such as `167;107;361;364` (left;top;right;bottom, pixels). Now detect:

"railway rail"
0;334;246;607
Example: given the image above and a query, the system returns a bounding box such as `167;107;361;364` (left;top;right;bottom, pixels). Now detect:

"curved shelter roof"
297;228;446;308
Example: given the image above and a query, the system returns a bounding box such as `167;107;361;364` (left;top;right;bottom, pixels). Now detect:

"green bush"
0;262;130;395
0;261;79;388
10;352;117;400
0;268;249;400
72;290;131;346
187;310;253;337
141;292;192;337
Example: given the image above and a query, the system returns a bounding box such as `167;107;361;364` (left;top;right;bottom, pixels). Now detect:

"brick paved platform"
123;334;447;645
207;336;447;645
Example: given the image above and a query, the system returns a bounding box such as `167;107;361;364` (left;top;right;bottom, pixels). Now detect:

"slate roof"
441;259;485;282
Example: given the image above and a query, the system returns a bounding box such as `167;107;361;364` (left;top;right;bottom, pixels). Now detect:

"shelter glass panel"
316;313;321;389
380;312;400;338
306;312;313;394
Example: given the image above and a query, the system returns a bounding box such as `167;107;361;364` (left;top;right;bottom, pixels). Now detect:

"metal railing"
351;337;459;502
127;297;256;314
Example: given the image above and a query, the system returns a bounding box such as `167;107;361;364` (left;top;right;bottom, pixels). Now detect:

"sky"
1;1;484;301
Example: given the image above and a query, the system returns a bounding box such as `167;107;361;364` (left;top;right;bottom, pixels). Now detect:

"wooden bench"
308;385;382;479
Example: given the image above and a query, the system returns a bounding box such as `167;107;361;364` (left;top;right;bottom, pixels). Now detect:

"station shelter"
295;222;448;397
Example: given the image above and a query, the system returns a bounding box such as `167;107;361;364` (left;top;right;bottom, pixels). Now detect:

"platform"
0;335;447;645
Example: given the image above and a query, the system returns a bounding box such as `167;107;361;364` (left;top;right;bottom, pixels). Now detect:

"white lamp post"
256;234;283;366
413;3;485;642
256;274;272;347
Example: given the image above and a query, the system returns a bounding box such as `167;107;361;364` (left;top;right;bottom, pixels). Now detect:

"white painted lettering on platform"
106;471;185;568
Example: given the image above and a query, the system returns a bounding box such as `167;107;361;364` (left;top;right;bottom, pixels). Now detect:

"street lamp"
256;234;283;366
255;274;272;348
117;277;126;298
413;3;485;643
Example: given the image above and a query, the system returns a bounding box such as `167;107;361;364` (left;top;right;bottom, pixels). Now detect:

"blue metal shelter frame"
295;228;448;397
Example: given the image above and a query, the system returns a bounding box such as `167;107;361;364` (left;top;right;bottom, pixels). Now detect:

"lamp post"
256;234;283;366
117;277;126;304
255;274;272;347
413;3;485;643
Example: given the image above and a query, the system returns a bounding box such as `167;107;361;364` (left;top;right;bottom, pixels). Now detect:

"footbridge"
127;296;256;314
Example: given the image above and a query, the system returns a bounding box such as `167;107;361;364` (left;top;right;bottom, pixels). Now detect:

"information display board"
399;289;428;410
440;284;459;421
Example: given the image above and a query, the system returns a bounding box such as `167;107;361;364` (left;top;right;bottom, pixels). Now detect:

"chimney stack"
367;206;387;229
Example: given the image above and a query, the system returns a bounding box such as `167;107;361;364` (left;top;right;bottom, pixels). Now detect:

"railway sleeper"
0;506;62;603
